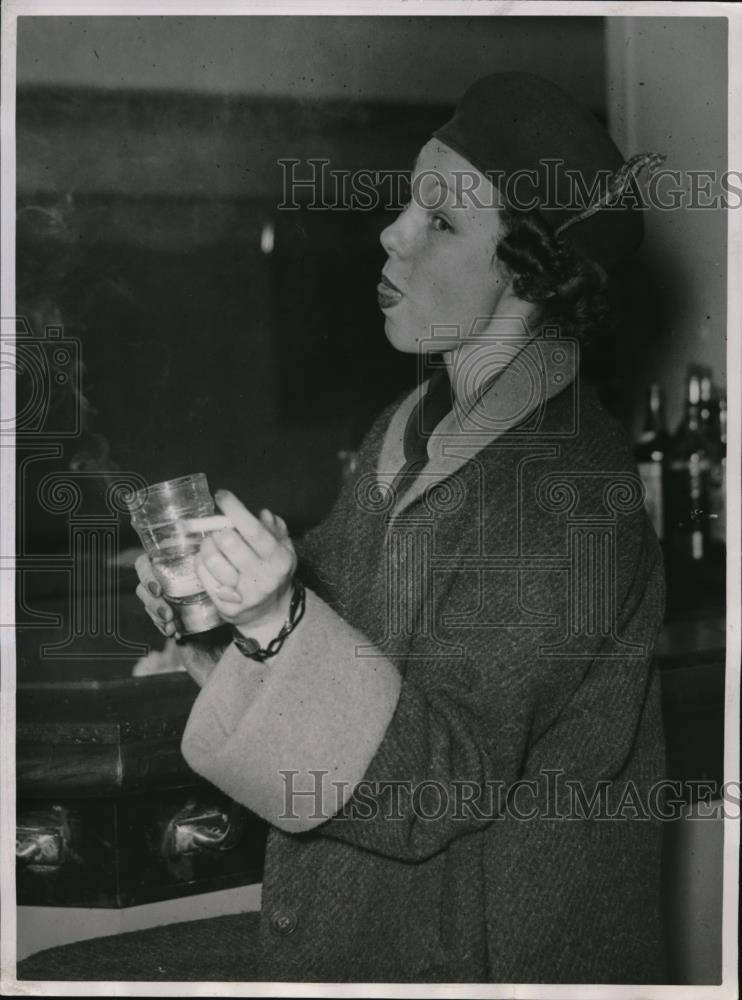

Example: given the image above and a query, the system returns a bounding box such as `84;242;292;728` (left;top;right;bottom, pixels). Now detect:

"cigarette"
181;515;233;533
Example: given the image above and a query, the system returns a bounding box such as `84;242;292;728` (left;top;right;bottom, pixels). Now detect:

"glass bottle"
708;395;727;547
698;367;720;445
635;383;669;541
666;369;712;564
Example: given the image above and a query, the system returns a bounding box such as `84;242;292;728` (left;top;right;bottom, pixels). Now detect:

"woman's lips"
377;274;403;309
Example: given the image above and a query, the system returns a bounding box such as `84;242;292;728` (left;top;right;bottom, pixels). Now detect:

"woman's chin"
383;317;420;354
382;309;464;355
384;322;460;356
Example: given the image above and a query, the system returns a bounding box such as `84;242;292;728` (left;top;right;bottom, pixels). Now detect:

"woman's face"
378;139;509;354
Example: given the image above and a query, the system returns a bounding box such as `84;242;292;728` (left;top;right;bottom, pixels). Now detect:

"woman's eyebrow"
410;156;457;206
413;169;452;201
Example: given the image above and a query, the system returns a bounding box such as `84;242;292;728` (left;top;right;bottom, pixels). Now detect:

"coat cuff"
180;587;402;832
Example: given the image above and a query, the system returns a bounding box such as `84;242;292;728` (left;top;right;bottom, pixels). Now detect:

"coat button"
270;908;298;935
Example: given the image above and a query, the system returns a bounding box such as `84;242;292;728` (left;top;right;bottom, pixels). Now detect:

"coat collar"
376;339;580;524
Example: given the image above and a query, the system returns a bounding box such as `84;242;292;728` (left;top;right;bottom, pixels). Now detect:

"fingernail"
147;581;162;597
157;605;169;621
217;586;241;602
215;489;227;502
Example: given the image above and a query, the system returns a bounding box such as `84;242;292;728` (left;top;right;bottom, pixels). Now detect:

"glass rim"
125;473;209;511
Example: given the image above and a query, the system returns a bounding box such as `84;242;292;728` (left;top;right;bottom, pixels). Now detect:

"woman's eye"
432;215;453;233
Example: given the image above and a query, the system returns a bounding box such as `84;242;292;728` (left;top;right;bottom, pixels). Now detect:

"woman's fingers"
145;605;181;640
135;582;180;638
215;490;277;559
145;610;167;637
134;552;162;595
216;586;243;603
146;607;172;637
194;551;230;604
261;509;289;542
135;582;174;619
195;550;264;613
135;494;295;633
199;532;244;583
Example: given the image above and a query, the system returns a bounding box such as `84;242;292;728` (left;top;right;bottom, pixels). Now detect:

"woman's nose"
380;209;412;258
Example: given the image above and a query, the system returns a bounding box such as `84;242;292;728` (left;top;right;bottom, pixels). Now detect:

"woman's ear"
491;276;540;334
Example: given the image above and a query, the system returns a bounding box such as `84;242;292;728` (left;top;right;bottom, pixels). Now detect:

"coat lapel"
376;346;578;524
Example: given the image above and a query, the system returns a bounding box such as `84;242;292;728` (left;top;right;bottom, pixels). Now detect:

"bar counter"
15;575;727;909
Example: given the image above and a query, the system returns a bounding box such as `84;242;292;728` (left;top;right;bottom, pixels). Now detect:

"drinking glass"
127;473;223;634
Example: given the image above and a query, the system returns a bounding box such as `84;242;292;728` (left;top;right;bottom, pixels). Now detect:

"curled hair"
495;206;614;372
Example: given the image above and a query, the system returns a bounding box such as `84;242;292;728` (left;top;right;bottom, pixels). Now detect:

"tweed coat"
181;372;668;984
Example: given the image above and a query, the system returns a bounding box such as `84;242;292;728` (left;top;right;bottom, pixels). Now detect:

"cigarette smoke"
17;197;119;474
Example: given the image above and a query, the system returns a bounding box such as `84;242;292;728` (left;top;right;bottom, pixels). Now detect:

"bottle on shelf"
666;366;713;566
698;366;720;445
708;394;726;549
635;383;669;541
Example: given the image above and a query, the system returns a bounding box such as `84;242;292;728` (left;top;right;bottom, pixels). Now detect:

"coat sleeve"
317;535;666;860
179;584;403;830
180;396;405;829
181;490;666;857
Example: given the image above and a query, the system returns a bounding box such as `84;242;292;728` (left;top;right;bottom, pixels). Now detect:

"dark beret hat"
433;72;649;270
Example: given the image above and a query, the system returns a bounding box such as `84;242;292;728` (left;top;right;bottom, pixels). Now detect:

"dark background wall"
606;17;727;433
16;15;606;103
15;15;608;545
16;15;729;552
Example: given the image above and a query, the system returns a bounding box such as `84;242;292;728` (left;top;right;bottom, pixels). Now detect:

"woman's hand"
133;494;294;684
194;491;297;638
134;553;182;641
135;554;219;688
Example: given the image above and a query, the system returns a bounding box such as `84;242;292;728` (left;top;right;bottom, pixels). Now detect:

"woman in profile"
19;73;667;985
